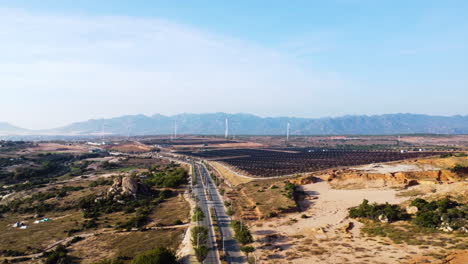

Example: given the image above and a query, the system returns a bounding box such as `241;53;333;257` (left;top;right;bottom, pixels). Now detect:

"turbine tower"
225;118;229;139
286;122;290;141
174;120;177;139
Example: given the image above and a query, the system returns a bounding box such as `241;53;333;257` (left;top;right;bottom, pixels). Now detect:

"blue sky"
1;0;467;129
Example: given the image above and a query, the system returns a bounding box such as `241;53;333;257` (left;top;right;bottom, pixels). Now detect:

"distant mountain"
2;113;468;136
0;122;30;135
47;113;468;135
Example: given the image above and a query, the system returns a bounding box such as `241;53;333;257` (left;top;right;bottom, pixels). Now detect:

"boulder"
107;176;149;198
378;214;389;223
341;221;354;233
406;206;419;214
122;177;139;197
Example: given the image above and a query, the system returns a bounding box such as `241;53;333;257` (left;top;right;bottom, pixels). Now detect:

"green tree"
194;245;209;262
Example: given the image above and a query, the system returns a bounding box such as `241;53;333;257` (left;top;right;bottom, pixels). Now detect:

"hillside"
0;122;29;135
53;113;468;135
2;113;468;136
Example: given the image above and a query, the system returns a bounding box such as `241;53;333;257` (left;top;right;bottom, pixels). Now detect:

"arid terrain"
1;136;467;264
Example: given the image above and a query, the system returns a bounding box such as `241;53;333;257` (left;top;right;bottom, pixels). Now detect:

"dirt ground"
250;181;467;264
25;143;90;153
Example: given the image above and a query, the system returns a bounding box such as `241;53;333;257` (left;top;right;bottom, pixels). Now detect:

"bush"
413;211;441;228
349;199;408;222
172;219;183;225
283;182;297;200
44;245;73;264
450;164;468;174
194;245;209;262
240;245;255;254
131;247;177;264
230;221;253;244
144;167;188;188
192;207;205;222
410;197;465;229
191;226;209;246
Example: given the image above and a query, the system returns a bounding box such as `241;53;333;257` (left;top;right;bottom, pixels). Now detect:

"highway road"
197;163;245;264
193;163;219;264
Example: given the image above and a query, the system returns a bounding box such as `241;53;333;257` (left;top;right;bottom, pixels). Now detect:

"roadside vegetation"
230;220;253;245
191;226;209;262
350;197;467;245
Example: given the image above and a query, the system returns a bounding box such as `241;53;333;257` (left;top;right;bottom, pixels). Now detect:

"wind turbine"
225;118;229;139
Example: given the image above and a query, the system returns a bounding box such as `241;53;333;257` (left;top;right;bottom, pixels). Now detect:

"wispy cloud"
0;8;346;129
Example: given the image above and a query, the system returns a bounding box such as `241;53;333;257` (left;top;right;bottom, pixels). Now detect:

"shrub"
192;207;205;222
43;245;73;264
194;245;209;262
240;245;255;254
172;219;183;225
410;197;465;229
413;211;441;228
191;226;209;246
131;247;177;264
451;164;468;174
230;221;253;244
349;199;408;222
283;182;297;200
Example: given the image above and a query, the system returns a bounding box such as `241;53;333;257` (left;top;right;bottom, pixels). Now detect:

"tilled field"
178;148;439;177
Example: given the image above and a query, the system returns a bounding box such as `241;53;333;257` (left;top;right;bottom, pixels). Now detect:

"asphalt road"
198;163;245;264
193;164;219;264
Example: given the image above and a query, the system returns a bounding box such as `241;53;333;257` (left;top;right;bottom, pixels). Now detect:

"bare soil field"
25;143;90;153
250;181;468;264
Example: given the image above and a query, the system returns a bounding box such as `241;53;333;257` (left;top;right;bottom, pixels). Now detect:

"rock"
459;226;468;233
439;222;454;232
378;214;389;223
122;177;139;197
439;225;454;232
341;221;354;233
406;206;419;214
107;176;149;198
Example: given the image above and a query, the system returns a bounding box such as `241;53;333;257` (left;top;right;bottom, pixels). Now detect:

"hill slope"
50;113;468;135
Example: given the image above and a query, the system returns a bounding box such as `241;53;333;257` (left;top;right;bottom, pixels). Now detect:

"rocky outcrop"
327;169;460;189
108;176;149;197
289;175;321;185
122;177;139;196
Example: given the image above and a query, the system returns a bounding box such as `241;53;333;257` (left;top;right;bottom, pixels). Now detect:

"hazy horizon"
2;112;468;132
1;0;467;129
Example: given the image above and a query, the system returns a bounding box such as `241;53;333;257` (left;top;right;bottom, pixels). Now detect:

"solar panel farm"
177;148;439;177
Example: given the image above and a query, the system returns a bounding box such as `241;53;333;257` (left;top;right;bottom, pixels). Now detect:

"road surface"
193;163;220;264
197;163;245;264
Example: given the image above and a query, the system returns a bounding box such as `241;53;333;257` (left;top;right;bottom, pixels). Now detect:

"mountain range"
1;113;468;136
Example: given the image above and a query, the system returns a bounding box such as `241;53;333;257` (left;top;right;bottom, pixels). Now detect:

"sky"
1;0;467;129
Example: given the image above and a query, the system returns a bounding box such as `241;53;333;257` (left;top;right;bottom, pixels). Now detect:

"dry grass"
0;210;84;254
235;179;297;219
69;229;185;263
148;194;190;226
416;156;468;169
208;161;252;186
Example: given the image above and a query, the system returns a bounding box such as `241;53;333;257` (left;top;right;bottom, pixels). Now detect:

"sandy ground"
250;181;466;264
351;163;440;174
260;181;408;235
